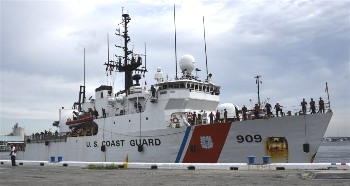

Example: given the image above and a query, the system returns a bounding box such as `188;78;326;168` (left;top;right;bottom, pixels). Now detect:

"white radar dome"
216;103;239;119
179;54;195;74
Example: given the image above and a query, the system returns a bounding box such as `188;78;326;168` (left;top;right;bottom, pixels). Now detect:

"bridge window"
180;83;185;88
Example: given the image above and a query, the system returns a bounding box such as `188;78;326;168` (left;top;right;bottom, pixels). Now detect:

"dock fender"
138;144;143;152
303;143;310;153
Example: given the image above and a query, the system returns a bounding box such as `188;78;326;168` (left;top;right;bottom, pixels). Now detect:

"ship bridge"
153;53;220;112
156;80;220;112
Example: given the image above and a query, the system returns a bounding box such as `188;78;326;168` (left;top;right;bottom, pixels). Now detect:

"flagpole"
325;82;331;109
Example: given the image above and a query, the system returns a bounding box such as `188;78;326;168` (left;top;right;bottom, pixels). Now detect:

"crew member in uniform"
93;107;99;119
254;104;259;119
301;98;307;114
310;98;316;114
192;112;197;125
242;105;248;120
209;111;214;124
223;109;228;122
265;102;272;117
318;97;325;113
151;85;156;97
274;103;283;117
215;110;220;123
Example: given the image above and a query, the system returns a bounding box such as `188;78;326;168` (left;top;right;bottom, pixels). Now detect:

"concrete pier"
0;161;349;186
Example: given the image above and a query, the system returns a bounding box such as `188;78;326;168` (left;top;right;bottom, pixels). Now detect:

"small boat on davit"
66;114;93;126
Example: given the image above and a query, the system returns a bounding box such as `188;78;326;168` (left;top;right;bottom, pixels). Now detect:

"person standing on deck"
209;111;214;124
301;98;307;114
215;110;220;123
253;104;260;119
274;103;283;117
310;98;316;114
318;97;325;113
265;103;272;117
224;109;228;122
93;107;99;119
102;108;106;118
192;112;197;125
242;105;248;120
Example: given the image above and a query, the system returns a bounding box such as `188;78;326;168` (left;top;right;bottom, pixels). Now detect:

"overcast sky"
1;0;349;137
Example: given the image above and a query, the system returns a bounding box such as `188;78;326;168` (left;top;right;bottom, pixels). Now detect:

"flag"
325;82;328;93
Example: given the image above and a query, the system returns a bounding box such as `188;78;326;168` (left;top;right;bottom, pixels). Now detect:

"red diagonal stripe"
182;123;231;163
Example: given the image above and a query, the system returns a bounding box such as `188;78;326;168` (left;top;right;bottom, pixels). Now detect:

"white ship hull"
23;112;332;163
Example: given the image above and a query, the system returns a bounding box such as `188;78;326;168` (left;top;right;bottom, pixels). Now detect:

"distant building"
0;123;25;151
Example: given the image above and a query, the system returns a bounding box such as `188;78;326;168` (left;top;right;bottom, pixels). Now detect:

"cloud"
1;0;349;136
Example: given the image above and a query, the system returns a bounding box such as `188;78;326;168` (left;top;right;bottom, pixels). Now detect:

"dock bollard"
262;156;270;164
188;165;195;170
247;156;255;165
276;167;285;170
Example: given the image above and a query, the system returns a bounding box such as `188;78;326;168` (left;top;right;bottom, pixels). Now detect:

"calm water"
0;142;349;162
313;141;350;163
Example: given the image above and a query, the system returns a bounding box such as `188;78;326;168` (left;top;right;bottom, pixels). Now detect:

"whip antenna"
84;48;85;91
107;33;109;64
203;16;208;80
174;4;178;79
144;42;147;71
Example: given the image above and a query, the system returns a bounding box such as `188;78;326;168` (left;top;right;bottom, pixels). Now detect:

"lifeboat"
66;116;93;126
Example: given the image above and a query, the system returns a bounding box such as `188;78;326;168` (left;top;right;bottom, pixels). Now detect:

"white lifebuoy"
173;117;179;123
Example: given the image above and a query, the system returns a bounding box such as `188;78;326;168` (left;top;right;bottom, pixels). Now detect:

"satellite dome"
179;54;195;74
216;103;239;119
154;67;164;83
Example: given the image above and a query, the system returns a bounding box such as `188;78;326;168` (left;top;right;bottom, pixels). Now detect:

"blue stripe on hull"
175;126;192;163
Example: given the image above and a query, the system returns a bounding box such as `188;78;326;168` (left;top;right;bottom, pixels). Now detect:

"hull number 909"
236;135;262;143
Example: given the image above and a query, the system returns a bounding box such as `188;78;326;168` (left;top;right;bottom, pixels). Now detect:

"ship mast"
105;12;147;95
